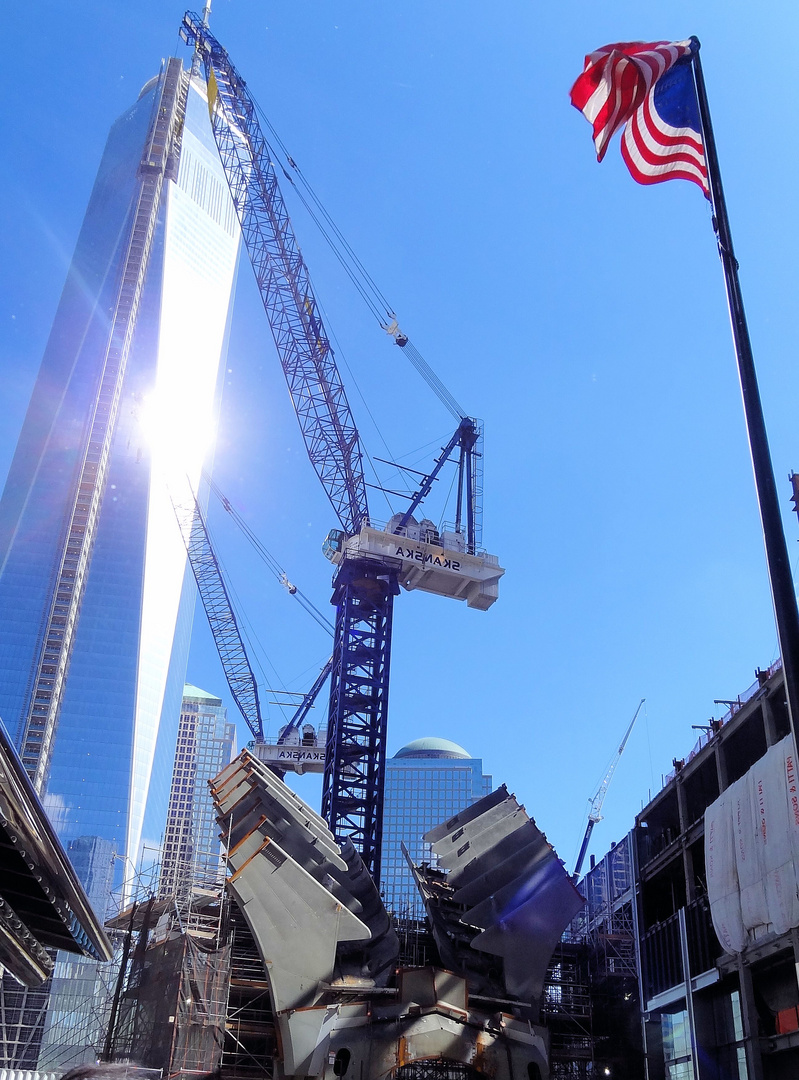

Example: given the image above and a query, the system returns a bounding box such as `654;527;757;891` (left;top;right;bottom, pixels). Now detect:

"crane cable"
254;101;394;323
251;98;467;422
397;338;466;422
202;471;335;637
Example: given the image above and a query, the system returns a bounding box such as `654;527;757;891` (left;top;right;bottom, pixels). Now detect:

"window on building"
661;1009;694;1080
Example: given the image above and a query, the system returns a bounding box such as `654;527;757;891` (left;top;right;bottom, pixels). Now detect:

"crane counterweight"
325;524;504;610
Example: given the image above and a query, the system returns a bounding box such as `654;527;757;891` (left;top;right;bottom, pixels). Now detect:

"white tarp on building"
705;782;746;953
705;735;799;952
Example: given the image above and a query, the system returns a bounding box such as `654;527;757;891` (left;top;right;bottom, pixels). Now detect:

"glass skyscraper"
381;737;493;919
0;56;240;1071
159;684;236;902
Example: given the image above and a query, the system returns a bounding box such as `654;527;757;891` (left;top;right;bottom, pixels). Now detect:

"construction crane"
173;496;264;740
173;493;332;770
251;657;334;776
180;12;504;878
573;698;645;879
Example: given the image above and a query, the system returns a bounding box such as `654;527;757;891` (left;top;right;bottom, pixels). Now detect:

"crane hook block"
383;319;408;347
279;572;298;595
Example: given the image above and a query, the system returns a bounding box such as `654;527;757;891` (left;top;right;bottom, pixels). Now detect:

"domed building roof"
393;737;471;760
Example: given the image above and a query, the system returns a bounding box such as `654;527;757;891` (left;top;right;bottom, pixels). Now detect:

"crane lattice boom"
181;13;368;536
174;498;264;740
573;698;644;878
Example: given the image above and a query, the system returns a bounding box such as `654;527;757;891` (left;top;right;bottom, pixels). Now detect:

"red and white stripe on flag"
570;40;709;197
620;83;708;195
570;40;693;161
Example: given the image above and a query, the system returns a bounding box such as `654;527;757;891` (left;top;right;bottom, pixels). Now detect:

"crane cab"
322;529;346;561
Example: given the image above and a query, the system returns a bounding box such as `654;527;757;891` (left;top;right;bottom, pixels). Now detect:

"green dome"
183;683;223;705
394;737;470;760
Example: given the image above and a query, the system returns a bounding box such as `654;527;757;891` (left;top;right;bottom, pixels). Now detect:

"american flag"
570;40;709;197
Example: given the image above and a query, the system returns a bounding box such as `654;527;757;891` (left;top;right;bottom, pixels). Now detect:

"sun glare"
139;380;216;490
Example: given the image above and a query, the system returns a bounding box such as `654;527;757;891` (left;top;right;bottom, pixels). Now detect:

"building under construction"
98;878;363;1079
105;886;274;1080
545;659;799;1079
104;750;585;1080
104;659;799;1080
630;660;799;1079
543;833;643;1079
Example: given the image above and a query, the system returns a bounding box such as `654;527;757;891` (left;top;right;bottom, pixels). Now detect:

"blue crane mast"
180;12;503;878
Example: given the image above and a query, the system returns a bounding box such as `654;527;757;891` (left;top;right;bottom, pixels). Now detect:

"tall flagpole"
691;37;799;742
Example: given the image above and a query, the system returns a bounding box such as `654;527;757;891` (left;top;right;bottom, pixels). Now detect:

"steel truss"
181;13;368;537
394;1063;483;1080
175;499;263;739
181;12;395;876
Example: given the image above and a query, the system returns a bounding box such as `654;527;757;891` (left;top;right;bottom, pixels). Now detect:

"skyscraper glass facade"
0;58;240;1071
0;60;239;897
159;684;236;901
381;737;492;919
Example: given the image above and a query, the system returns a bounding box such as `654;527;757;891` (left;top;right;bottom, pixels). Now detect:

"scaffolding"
543;940;594;1079
0;840;153;1072
219;899;275;1080
107;887;229;1076
583;840;638;982
394;1064;484;1080
393;916;440;970
134;932;229;1076
105;886;274;1080
543;836;641;1078
35;948;122;1073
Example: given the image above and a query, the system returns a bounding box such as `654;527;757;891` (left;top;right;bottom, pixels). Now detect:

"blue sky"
3;1;799;870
